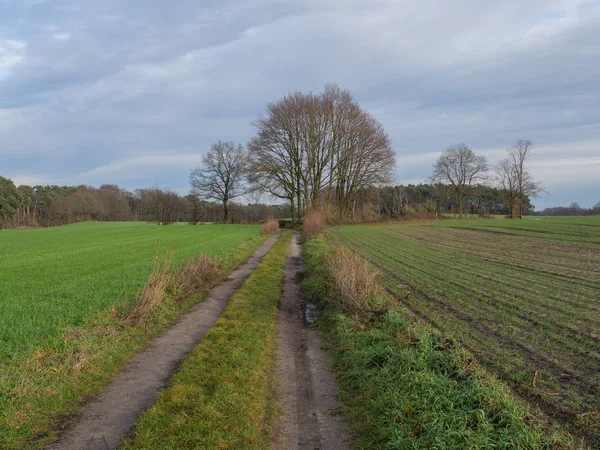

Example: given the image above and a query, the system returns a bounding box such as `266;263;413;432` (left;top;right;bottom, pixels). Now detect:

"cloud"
8;174;50;186
51;32;71;41
0;40;26;76
0;0;598;209
83;154;203;178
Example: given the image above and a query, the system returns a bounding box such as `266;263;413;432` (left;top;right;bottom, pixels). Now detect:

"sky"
1;0;599;210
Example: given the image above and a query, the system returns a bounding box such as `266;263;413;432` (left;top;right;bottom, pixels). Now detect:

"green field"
327;216;600;445
0;221;264;448
0;222;260;360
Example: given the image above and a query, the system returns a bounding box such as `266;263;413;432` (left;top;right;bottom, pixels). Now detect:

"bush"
303;211;326;237
260;218;280;235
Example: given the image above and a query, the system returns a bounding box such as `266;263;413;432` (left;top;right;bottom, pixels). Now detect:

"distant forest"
1;176;598;229
0;180;289;228
0;175;586;229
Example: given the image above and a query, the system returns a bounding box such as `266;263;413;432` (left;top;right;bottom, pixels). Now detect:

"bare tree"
508;139;544;218
248;93;305;223
190;141;248;223
494;158;518;218
334;108;395;217
495;140;544;218
248;84;395;222
430;144;488;218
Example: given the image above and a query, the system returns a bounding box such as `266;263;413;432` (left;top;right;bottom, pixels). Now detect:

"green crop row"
327;217;600;446
302;236;573;449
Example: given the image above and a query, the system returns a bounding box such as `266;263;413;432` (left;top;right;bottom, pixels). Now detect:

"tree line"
189;84;553;223
376;183;532;218
533;202;600;217
3;83;595;229
0;179;289;229
429;140;545;219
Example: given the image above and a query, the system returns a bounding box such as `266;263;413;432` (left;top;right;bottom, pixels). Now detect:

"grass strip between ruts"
122;231;292;450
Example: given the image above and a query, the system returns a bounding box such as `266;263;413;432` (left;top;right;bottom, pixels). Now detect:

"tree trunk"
223;201;229;223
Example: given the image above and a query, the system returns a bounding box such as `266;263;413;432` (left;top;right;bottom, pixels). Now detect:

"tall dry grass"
123;255;173;326
260;218;280;235
303;211;326;237
170;254;222;300
124;253;222;326
325;245;388;315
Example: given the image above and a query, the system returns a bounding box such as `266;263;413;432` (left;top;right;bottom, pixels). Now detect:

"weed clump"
170;254;222;300
260;218;279;235
325;245;388;315
303;210;326;237
124;255;173;326
124;253;222;326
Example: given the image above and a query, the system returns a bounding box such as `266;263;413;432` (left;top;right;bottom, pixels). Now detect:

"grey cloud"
0;0;599;209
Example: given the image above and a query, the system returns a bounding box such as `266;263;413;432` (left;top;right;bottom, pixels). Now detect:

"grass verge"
122;232;292;449
302;237;574;449
0;234;266;450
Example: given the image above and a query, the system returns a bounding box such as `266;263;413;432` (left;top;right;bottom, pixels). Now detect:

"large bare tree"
248;84;395;222
495;139;543;218
190;141;247;223
430;144;488;218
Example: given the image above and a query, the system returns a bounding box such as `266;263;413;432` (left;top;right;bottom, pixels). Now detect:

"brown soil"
272;233;352;450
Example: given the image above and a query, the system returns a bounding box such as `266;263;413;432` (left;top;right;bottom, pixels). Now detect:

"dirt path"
49;234;280;450
273;233;352;450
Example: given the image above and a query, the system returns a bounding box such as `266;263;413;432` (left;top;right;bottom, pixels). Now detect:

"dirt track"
49;234;280;450
273;233;352;450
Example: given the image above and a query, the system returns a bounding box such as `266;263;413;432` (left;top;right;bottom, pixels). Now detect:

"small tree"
496;139;544;218
430;144;488;218
190;141;247;223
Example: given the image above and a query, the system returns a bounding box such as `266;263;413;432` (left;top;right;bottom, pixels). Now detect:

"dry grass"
260;218;280;235
124;253;222;326
123;255;173;326
303;211;326;237
170;254;222;300
325;245;387;315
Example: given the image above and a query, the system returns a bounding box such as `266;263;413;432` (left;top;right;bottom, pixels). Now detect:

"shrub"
260;218;279;235
303;211;326;237
325;245;388;314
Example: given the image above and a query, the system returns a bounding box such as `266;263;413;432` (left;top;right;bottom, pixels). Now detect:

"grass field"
0;221;263;448
0;222;260;359
327;216;600;445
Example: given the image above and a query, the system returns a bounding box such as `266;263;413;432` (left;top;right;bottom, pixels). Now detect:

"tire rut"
273;233;352;450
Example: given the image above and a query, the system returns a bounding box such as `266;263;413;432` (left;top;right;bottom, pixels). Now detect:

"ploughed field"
327;216;600;444
0;222;260;360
